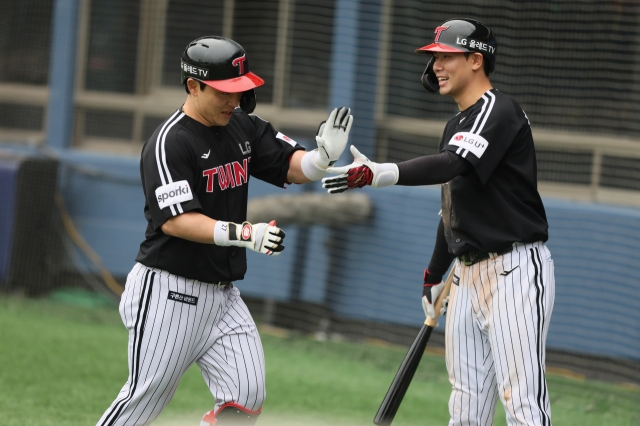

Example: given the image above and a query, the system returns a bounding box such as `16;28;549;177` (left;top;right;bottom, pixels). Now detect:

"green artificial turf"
0;291;638;426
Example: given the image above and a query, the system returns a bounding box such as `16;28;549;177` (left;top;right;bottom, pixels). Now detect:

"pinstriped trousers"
446;242;555;426
96;263;266;426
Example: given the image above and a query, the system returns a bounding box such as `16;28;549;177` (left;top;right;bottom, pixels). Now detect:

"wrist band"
213;221;231;246
300;150;328;181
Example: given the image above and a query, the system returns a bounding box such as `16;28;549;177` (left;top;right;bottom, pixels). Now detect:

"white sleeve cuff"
300;150;329;181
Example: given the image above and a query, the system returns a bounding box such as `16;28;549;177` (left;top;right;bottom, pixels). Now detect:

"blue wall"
52;154;640;361
1;147;639;362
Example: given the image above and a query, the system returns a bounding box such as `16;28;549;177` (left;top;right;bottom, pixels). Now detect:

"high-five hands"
321;145;399;194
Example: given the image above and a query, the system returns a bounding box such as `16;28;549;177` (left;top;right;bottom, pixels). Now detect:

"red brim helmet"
415;42;468;54
199;72;264;93
181;36;264;112
415;18;496;62
415;18;497;93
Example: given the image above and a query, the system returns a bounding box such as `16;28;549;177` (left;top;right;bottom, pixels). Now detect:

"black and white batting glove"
301;107;353;181
316;106;353;167
214;220;285;256
322;145;399;194
422;269;447;322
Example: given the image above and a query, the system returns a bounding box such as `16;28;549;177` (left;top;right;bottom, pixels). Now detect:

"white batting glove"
322;145;399;194
315;106;353;167
422;269;447;325
214;220;285;256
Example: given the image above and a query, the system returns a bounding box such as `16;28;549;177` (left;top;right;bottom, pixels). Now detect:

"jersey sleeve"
442;92;525;184
247;114;305;187
140;130;203;230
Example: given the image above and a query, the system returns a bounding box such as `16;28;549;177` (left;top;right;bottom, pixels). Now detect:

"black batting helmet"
181;36;264;113
415;18;497;93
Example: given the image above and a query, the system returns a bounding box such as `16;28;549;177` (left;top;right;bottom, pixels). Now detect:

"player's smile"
432;52;469;96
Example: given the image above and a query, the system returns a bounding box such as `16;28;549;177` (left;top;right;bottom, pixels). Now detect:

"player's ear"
187;78;200;95
470;53;484;72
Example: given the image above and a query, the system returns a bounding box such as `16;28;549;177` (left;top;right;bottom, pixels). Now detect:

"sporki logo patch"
242;224;252;241
155;180;193;209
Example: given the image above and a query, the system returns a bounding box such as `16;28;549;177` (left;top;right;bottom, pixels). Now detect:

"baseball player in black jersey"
323;19;555;426
96;36;352;426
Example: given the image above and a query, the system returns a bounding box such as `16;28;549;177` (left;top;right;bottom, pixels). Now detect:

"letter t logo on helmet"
232;54;246;74
433;26;450;42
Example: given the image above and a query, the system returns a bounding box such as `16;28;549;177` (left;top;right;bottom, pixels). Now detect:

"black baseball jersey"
440;89;548;255
135;108;304;283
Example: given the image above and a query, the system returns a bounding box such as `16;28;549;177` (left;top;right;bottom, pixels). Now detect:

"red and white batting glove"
422;269;447;322
322;145;399;194
214;220;285;256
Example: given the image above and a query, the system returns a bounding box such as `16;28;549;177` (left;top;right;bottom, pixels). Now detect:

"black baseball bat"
373;271;453;426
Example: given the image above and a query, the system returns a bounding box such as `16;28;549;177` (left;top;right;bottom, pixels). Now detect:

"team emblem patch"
453;274;460;286
168;291;198;306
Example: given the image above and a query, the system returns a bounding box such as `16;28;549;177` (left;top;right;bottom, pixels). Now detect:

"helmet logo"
434;26;450;42
232;54;246;74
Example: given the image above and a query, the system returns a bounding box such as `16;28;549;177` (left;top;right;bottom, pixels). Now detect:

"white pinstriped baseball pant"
96;263;265;426
446;241;555;426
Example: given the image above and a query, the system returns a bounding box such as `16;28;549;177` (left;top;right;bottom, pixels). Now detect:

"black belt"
458;246;512;266
215;281;232;288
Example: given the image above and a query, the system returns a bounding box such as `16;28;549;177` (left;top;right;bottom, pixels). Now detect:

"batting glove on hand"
315;106;353;167
214;220;285;256
422;269;447;323
322;145;399;194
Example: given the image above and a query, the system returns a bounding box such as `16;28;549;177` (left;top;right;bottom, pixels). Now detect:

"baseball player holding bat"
324;18;555;426
96;36;352;426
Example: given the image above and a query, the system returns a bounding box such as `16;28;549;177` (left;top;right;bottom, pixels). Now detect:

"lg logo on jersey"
449;132;489;158
239;141;251;155
203;158;251;191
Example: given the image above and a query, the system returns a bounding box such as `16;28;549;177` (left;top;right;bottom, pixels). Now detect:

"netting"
0;0;639;420
388;0;640;137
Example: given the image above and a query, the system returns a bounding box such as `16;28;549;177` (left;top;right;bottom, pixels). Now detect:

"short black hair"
184;79;207;94
464;52;491;76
